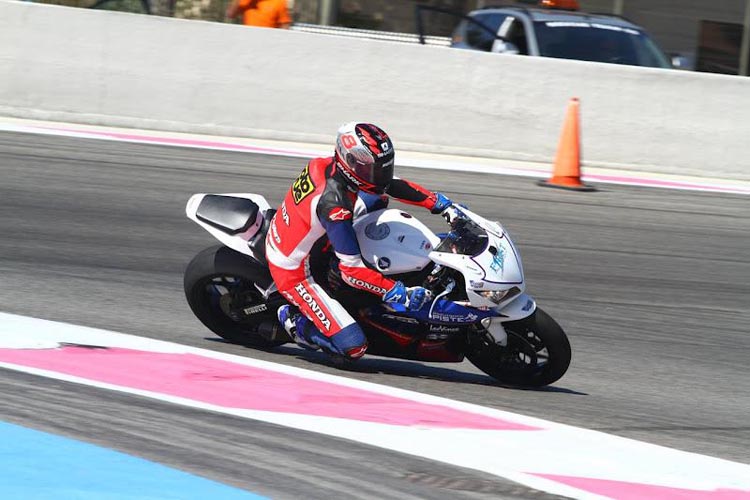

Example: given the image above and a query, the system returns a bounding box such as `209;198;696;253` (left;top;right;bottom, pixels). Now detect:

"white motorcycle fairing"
354;207;536;325
185;193;270;261
353;209;441;275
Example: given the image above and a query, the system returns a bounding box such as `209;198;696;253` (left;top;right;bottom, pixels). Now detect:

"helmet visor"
347;155;394;194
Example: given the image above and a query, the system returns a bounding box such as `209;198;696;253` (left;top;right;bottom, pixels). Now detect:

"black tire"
467;308;571;387
184;245;286;348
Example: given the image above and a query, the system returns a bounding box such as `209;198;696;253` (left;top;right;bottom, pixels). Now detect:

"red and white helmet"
334;122;395;194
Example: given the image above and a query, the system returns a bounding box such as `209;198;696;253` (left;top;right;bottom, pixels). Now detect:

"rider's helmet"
334;122;395;194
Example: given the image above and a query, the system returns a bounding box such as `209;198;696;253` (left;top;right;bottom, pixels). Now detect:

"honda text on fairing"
183;193;571;387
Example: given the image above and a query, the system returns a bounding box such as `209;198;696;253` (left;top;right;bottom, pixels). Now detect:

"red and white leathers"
265;157;440;358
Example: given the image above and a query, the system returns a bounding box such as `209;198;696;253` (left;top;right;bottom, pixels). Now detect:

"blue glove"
431;192;453;214
441;203;468;226
383;281;431;311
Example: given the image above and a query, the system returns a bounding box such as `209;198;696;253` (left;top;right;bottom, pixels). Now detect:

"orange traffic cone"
538;97;596;191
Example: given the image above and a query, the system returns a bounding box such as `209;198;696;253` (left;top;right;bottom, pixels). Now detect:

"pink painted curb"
0;346;539;431
533;473;750;499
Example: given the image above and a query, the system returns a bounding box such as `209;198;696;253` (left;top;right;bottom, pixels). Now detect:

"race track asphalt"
1;131;748;497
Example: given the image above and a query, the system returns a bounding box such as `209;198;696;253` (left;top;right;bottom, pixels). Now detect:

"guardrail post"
319;0;337;25
740;0;750;76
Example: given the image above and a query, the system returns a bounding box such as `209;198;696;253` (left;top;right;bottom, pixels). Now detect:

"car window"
500;17;530;55
465;13;509;51
533;21;671;68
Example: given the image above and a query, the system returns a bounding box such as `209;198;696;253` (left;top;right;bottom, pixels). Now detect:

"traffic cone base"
539;97;596;192
537;177;596;191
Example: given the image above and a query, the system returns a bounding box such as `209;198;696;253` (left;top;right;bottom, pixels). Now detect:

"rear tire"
184;245;286;348
467;308;571;387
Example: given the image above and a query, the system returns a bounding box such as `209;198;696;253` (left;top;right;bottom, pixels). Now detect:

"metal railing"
290;23;452;47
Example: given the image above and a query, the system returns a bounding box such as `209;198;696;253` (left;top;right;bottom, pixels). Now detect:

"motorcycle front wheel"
466;308;571;387
184;245;287;348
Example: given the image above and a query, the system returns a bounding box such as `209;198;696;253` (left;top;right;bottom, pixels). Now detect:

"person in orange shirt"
226;0;292;29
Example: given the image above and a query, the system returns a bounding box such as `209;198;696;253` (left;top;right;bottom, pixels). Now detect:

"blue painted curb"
0;421;268;500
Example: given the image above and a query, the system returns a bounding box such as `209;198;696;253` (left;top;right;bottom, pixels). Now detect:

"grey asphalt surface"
1;131;749;498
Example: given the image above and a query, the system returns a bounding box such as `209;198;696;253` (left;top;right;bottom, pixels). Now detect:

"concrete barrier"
2;0;749;180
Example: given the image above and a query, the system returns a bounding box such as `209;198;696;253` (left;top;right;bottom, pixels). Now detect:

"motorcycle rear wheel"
467;308;571;387
184;245;286;348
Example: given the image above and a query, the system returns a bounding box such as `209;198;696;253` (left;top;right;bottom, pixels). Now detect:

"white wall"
2;0;749;180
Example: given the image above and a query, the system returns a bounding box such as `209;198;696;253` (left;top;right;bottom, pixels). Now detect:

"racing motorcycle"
183;193;571;387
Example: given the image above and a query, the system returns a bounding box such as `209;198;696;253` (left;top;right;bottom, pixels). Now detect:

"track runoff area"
1;119;749;499
2;312;750;499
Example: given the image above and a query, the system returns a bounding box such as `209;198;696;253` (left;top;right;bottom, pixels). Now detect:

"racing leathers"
265;157;449;359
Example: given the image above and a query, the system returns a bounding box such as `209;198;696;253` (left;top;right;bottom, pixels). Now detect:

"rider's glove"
383;281;431;311
431;192;453;214
441;204;467;226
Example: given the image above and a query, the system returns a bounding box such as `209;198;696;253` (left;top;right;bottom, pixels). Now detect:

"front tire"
467;308;571;387
184;245;286;348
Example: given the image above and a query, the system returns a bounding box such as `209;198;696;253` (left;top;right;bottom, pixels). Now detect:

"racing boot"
277;305;320;351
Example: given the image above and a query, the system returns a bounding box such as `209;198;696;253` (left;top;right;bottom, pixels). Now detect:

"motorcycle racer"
266;122;454;360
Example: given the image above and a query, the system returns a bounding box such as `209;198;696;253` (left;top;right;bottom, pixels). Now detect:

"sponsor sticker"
365;222;390;240
294;283;332;330
281;202;290;225
429;325;461;334
243;304;268;315
328;207;352;222
342;275;387;295
430;312;479;323
338;164;364;187
377;257;391;270
466;263;483;275
270;221;281;244
489;247;506;273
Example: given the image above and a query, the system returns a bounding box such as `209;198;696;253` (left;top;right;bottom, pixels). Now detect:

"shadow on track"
205;338;585;395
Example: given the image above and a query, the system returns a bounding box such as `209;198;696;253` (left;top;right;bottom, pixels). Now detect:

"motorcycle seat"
196;195;262;236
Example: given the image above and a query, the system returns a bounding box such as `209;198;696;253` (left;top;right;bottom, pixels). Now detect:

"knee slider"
330;324;368;360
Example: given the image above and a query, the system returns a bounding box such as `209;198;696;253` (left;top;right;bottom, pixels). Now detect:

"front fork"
480;317;509;346
487;294;537;346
